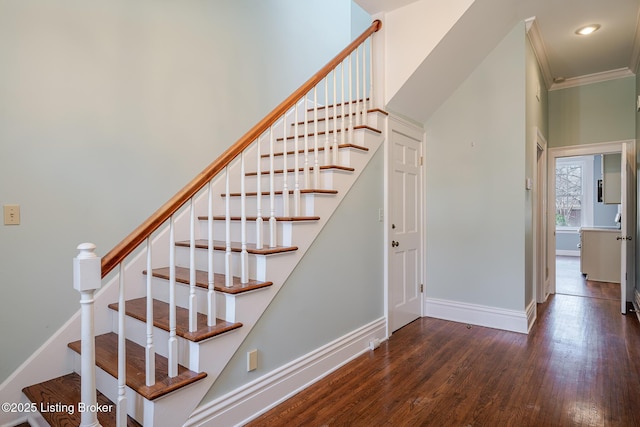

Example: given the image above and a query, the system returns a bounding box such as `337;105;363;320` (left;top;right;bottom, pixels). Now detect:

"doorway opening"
547;141;636;313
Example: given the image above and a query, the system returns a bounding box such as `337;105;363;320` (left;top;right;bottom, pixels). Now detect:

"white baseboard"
425;298;529;334
526;299;537;332
185;317;387;427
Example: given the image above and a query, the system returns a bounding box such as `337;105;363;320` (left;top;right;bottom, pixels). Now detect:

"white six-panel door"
388;117;423;332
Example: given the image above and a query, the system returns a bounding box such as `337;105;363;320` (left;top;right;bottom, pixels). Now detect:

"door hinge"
419;156;424;166
420;284;424;293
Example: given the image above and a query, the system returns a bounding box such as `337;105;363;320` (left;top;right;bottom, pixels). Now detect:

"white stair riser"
69;351;148;425
264;127;374;159
217;192;322;218
243;168;343;192
108;309;243;371
202;219;295;247
286;114;379;138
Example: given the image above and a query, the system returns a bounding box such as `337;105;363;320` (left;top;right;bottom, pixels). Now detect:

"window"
555;156;593;230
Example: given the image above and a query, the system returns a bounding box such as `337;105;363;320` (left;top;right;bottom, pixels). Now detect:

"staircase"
8;21;385;427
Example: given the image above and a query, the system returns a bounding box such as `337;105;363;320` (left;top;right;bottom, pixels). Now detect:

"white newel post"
73;243;102;427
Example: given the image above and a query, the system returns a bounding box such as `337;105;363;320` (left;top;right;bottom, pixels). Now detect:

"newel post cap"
73;243;102;292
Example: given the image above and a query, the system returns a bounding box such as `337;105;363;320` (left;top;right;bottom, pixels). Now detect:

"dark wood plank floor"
247;281;640;425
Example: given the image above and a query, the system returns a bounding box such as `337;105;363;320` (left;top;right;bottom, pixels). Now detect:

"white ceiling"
355;0;640;121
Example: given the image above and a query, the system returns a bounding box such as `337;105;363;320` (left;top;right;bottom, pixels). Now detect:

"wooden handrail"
101;20;382;277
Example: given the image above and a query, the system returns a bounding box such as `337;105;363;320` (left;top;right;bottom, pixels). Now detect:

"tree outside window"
556;163;582;227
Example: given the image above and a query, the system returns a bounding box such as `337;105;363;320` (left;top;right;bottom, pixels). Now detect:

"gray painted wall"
0;0;362;384
548;77;636;148
424;22;527;312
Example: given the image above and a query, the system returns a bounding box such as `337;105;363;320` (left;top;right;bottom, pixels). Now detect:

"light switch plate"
4;204;20;225
247;349;258;372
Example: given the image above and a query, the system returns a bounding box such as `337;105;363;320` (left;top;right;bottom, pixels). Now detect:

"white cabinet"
580;228;621;283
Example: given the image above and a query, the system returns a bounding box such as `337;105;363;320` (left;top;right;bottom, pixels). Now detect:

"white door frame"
546;140;636;299
384;114;425;337
534;129;548;303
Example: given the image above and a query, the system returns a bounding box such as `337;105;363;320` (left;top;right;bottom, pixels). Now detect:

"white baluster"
225;167;232;288
168;217;177;377
241;152;249;283
294;103;301;216
356;45;361;127
313;86;320;188
117;263;127;425
303;96;310;189
207;180;216;326
282;113;290;217
341;60;346;148
269;127;277;247
369;35;375;110
348;54;353;144
145;238;155;386
324;76;330;165
332;67;338;165
189;198;197;332
73;243;101;427
255;137;263;250
362;40;368;127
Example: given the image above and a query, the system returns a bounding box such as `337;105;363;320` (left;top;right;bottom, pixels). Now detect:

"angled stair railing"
70;20;382;426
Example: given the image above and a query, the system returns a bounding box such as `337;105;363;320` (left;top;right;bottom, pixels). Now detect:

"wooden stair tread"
199;215;320;222
277;125;382;141
68;333;206;401
147;266;274;295
297;107;388;122
175;238;298;255
108;298;242;342
23;372;141;426
245;165;355;176
264;143;369;158
223;189;338;197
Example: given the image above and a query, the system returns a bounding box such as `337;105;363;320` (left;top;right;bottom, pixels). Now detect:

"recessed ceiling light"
575;24;601;36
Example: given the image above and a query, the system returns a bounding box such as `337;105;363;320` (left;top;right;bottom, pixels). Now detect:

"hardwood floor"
247;286;640;425
556;255;620;301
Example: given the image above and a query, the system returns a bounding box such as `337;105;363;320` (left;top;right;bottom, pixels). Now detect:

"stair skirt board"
424;298;533;334
1;113;386;427
185;317;387;427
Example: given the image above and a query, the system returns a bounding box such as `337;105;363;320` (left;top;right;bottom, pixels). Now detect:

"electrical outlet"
247;349;258;372
4;205;20;225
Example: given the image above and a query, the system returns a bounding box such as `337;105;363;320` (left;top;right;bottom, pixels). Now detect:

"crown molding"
525;17;553;90
549;68;635;91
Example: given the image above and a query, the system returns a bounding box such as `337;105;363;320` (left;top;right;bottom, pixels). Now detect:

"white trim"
185;317;387;427
526;299;537;333
424;298;530;334
556;250;580;257
547;140;636;296
525;18;553;90
549;68;635;91
534;128;549;304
